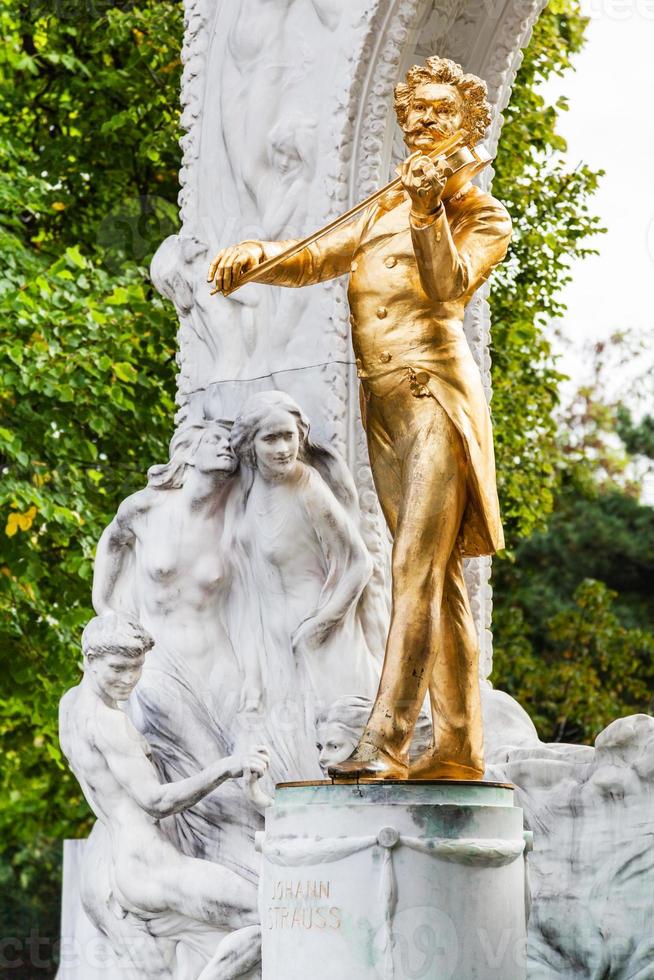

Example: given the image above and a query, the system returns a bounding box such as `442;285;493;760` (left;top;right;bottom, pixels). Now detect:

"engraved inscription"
268;880;341;930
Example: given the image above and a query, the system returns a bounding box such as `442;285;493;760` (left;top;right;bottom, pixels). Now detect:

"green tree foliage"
488;0;654;747
493;477;654;742
617;407;654;461
490;0;605;540
560;332;654;494
0;2;183;973
493;578;654;743
492;333;654;743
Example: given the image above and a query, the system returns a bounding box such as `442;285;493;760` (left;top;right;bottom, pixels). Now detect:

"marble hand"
227;745;271;780
208;241;265;295
400;154;452;216
244;749;274;814
239;685;264;714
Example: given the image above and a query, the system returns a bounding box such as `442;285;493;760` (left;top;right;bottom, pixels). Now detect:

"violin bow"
213;129;468;298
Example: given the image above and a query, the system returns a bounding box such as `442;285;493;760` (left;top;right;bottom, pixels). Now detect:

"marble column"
259;781;532;979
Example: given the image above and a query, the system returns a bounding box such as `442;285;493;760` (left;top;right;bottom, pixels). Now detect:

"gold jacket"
255;184;512;557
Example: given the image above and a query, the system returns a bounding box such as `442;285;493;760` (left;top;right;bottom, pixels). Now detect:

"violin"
213;129;491;298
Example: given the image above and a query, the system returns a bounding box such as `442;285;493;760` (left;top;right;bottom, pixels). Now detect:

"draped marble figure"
208;57;512;780
223;391;379;778
208;0;342;382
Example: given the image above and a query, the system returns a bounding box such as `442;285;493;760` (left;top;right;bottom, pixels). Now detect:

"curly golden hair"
394;57;491;149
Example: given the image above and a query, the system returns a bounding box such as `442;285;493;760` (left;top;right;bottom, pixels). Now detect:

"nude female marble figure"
59;614;270;980
92;418;239;707
91;419;254;875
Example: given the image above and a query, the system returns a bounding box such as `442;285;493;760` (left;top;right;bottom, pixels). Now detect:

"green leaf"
113;361;137;383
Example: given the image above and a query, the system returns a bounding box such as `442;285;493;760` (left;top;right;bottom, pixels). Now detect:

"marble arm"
293;478;373;649
410;204;512;303
101;721;251;819
92;514;136;615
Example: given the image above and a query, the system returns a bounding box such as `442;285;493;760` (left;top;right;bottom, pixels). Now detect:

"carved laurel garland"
172;0;211;399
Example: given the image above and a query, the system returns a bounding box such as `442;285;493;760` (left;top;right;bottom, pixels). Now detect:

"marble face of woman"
192;425;238;476
252;408;300;481
316;722;359;773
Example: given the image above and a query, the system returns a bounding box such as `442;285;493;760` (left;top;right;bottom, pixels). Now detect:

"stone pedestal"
258;781;532;980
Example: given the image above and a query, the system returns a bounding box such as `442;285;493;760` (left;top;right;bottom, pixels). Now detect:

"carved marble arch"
338;0;549;677
162;0;547;678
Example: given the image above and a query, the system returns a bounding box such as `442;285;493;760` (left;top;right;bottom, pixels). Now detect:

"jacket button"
379;351;392;363
376;306;388;319
415;371;429;385
384;256;397;269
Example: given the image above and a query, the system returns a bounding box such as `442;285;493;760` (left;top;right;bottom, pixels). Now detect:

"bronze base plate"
277;778;514;790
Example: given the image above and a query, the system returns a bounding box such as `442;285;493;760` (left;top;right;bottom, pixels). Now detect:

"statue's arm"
100;715;269;818
410;201;512;303
208;210;370;293
91;495;142;615
255;215;364;287
292;475;373;651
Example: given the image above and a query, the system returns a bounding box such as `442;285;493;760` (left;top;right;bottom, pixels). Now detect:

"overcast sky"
538;2;654;499
540;0;654;383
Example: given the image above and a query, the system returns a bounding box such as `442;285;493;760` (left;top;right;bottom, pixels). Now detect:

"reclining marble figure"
59;612;270;979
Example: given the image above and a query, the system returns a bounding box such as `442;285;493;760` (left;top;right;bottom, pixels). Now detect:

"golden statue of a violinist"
208;57;512;781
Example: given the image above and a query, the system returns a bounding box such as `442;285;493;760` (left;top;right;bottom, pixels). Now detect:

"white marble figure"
151;235;238;386
202;0;342;385
252;113;319;371
59;613;270;980
91;419;254;875
93;417;239;703
315;696;433;774
218;0;339;219
222;115;319;375
222;390;379;781
489;713;654;978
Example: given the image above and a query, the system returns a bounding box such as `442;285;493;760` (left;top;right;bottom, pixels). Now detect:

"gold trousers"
361;369;484;776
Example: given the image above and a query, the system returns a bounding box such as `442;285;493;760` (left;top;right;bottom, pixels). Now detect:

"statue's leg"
361;388;401;535
329;392;467;779
410;551;484;779
197;924;261;980
151;854;259;933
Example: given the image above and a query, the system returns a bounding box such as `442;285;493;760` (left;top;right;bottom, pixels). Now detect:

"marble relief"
61;392;384;977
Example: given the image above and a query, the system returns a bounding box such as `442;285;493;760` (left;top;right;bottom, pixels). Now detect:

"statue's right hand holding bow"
208;240;265;295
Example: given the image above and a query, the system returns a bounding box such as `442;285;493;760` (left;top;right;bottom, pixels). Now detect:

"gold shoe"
409;752;484;781
328;739;409;781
